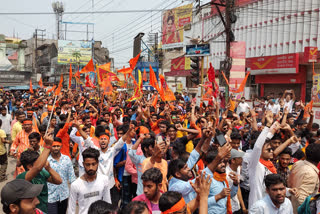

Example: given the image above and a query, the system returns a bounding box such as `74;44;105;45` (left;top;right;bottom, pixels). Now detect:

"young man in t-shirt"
17;134;62;213
67;147;111;214
132;168;163;214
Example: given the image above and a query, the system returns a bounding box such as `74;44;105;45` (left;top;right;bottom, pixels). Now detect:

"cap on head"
1;179;43;207
229;149;245;160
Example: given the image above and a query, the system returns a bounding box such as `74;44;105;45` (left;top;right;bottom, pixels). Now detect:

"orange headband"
161;198;186;214
52;141;62;146
23;121;33;125
99;135;110;140
27;111;33;114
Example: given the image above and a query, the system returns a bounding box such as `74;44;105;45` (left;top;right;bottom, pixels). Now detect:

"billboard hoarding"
58;40;92;65
304;47;318;63
162;4;192;49
185;44;210;57
247;53;299;75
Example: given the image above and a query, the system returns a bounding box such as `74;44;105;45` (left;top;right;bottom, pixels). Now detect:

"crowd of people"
0;87;320;214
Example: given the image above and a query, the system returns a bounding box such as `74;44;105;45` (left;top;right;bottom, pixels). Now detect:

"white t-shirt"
284;100;294;113
226;165;241;212
267;103;280;115
67;173;111;214
238;102;250;113
0;114;11;135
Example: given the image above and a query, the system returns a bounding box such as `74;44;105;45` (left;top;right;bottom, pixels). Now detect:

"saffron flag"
80;59;95;73
143;68;147;82
101;78;113;95
129;73;138;87
202;87;214;101
159;74;176;101
29;79;34;94
97;68;108;84
54;75;63;96
99;62;111;72
85;75;96;88
221;71;229;85
127;70;143;102
230;71;250;93
69;64;72;89
129;51;141;70
303;100;313;118
47;85;56;94
108;72;120;82
149;65;160;92
207;63;215;82
117;66;133;74
38;78;43;88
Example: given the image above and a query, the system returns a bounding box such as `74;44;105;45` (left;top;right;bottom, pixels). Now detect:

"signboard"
171;56;191;71
162;4;192;49
186;44;210;57
312;74;320;106
230;41;246;86
304;47;318;63
58;40;92;65
247;53;299;75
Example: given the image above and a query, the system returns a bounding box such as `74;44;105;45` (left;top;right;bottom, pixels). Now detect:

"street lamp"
52;1;64;40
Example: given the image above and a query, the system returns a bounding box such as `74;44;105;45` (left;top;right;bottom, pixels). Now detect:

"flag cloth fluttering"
159;74;176;101
303;100;313;118
29;79;34;94
85;75;96;88
207;63;219;98
143;69;147;82
47;85;56;94
129;51;141;70
99;62;111;72
149;65;160;92
101;78;113;95
230;71;250;93
54;75;63;96
38;78;43;88
69;64;72;89
127;70;143;102
80;59;95;73
117;66;133;74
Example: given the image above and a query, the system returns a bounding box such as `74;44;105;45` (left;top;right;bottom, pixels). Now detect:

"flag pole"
45;95;58;135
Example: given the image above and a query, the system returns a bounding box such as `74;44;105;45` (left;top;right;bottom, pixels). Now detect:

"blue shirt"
169;149;200;203
114;139;136;182
47;154;76;203
128;149;146;195
203;167;238;214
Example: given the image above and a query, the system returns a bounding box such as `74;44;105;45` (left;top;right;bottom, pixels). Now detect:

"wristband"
43;145;52;149
229;128;233;130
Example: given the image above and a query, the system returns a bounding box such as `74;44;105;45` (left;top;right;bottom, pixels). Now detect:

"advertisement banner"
58;40;92;65
312;74;320;106
162;4;192;49
186;44;210;57
230;41;246;97
247;53;299;75
171;56;191;72
304;47;318;63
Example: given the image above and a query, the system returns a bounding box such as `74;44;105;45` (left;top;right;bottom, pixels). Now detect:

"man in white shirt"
250;174;293;214
266;98;280;115
282;90;295;113
67;147;111;214
237;97;250;114
0;106;11;140
226;149;246;214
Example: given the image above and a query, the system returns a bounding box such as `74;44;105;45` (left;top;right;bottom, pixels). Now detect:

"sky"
1;0;192;68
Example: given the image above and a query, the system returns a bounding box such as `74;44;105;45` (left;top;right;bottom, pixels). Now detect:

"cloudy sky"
1;0;196;68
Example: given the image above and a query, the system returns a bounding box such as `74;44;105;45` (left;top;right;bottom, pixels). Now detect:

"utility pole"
34;29;46;73
225;0;232;103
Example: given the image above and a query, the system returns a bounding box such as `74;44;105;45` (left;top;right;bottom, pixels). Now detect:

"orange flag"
129;51;141;70
149;65;160;92
80;59;95;73
221;71;229;85
85;75;96;88
101;78;113;95
54;75;63;96
38;78;43;88
74;70;80;79
69;64;72;89
143;69;147;82
159;74;176;101
129;73;138;87
303;100;313;118
47;85;56;94
230;72;250;93
117;66;133;74
202;88;214;101
99;62;111;72
152;95;158;108
29;79;34;94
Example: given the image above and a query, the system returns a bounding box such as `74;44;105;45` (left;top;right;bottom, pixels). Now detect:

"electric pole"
34;29;46;73
225;0;232;103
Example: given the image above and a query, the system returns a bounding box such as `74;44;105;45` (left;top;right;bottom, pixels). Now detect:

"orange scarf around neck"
259;158;277;174
213;172;232;214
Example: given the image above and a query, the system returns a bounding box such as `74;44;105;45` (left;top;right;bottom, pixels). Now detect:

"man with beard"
47;137;76;214
250;174;293;213
67;147;111;214
204;148;239;213
132;168;163;213
102;111;114;137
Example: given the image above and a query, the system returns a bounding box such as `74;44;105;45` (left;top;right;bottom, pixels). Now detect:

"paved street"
0;155;16;212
